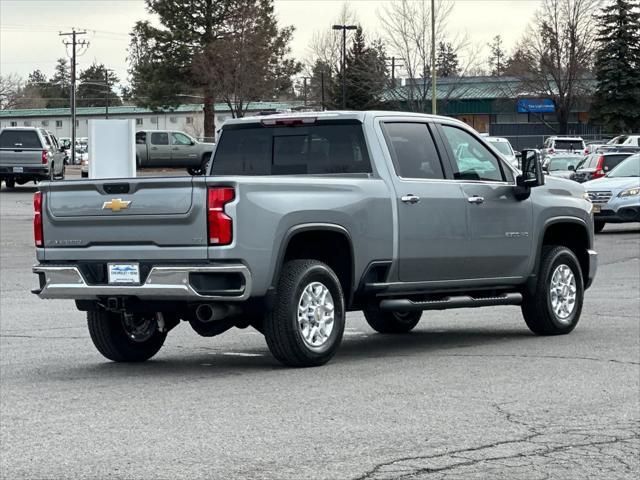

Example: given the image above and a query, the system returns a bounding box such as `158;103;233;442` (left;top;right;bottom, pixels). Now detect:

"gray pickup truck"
135;130;214;175
32;112;597;367
0;127;66;188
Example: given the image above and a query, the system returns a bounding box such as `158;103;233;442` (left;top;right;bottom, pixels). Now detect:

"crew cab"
32;112;597;367
135;130;213;175
0;127;65;188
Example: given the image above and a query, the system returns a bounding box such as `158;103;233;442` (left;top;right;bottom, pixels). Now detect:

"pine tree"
330;27;388;110
591;0;640;132
129;0;299;134
488;35;507;76
76;63;122;108
436;42;459;77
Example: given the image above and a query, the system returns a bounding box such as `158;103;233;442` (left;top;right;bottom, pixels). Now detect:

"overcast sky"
1;0;541;86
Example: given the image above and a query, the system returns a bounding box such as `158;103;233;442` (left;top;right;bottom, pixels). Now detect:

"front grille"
588;190;613;204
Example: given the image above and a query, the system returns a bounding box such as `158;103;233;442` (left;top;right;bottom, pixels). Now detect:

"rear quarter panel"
207;175;394;297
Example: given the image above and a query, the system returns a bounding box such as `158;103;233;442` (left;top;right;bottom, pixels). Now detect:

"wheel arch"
272;224;355;307
529;217;592;292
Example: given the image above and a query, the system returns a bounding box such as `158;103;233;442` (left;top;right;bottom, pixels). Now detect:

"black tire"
56;165;65;180
5;178;15;189
363;306;422;333
187;153;211;176
264;260;345;367
81;171;88;178
521;246;584;335
594;220;605;233
87;310;167;362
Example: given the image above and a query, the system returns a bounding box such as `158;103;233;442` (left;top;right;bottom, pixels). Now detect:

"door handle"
467;195;485;204
172;147;179;151
401;194;421;204
151;147;158;150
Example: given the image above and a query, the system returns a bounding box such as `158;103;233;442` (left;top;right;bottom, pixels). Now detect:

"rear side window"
212;123;371;175
382;122;444;179
150;132;168;145
0;130;42;149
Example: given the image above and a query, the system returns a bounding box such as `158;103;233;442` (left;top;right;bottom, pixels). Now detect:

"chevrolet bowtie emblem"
102;198;131;212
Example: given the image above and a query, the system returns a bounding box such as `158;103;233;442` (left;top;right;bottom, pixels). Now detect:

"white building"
0;101;303;141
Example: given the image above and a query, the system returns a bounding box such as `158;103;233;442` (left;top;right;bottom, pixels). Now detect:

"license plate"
107;263;140;284
13;167;23;173
592;204;601;213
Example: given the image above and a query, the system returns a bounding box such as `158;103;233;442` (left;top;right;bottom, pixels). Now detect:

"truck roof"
223;110;465;127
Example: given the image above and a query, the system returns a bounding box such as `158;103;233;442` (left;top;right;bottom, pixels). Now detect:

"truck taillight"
41;150;48;164
593;155;605;178
34;191;43;247
207;187;234;245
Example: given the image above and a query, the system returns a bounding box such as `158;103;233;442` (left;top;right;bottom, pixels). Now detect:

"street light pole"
431;0;437;115
332;24;357;110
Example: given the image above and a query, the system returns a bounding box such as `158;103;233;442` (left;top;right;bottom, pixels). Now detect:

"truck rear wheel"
264;260;345;367
521;246;584;335
594;220;605;233
4;178;15;189
87;310;167;362
363;306;422;333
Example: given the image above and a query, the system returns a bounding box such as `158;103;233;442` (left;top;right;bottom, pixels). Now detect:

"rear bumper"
0;165;50;180
585;249;598;290
32;264;252;301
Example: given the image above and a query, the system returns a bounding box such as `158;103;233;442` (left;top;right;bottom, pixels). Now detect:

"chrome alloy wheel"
550;264;577;322
297;282;335;348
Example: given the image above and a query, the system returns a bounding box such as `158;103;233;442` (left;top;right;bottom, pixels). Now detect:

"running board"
379;293;522;312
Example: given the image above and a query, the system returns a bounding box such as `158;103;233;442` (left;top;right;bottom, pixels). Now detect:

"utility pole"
431;0;437;115
60;28;88;165
302;76;311;106
104;69;114;119
385;56;405;87
332;24;357;110
320;71;326;111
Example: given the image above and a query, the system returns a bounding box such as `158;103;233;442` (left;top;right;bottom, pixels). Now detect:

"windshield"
606;154;640;177
488;140;513;156
548;156;582;171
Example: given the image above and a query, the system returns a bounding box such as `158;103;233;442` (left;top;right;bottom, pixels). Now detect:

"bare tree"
513;0;601;133
0;74;24;110
306;2;358;75
377;0;474;112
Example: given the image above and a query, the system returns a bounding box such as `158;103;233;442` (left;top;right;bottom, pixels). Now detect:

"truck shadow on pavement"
66;327;542;378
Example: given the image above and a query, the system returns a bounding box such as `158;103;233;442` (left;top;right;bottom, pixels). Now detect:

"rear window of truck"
0;130;42;149
553;139;584;150
212;123;371;175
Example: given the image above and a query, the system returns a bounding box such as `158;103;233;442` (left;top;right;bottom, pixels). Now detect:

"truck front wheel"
363;306;422;333
87;310;167;362
4;178;15;189
521;246;584;335
264;260;345;367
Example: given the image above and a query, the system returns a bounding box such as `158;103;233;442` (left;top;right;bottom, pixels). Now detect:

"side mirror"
190;139;196;145
568;165;575;171
515;149;544;200
59;146;66;153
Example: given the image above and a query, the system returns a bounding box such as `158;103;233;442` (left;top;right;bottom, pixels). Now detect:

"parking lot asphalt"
1;179;638;480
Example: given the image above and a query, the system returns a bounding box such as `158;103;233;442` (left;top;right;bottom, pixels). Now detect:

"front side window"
171;132;192;145
136;132;146;144
150;132;168;145
441;125;505;182
382;122;444;179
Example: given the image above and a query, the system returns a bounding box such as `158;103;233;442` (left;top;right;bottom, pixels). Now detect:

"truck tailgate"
41;177;209;260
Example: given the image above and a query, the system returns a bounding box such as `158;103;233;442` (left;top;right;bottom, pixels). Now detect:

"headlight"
618;187;640;197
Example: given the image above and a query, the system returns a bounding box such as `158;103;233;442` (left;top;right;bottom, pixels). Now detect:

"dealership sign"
517;98;555;113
